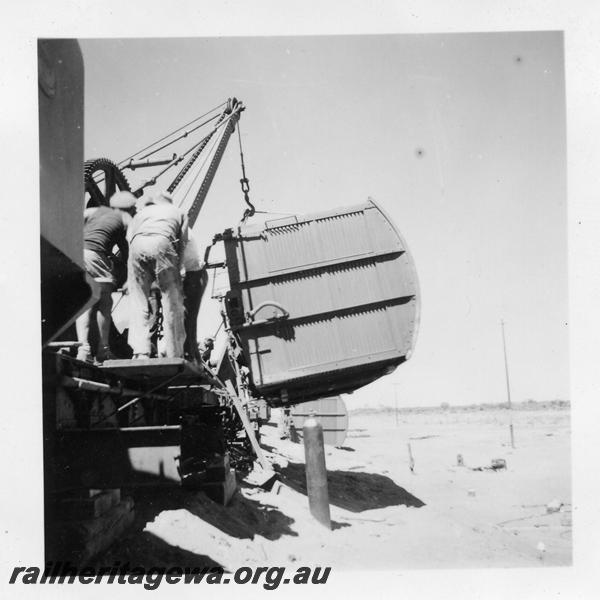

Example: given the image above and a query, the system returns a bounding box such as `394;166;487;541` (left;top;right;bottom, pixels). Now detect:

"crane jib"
184;107;243;228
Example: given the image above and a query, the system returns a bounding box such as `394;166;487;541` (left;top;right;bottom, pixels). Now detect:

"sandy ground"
97;407;571;571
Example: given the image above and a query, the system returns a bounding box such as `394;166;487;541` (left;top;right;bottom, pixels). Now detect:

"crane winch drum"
223;199;420;405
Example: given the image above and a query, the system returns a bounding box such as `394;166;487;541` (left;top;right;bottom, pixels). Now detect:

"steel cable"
135;112;221;162
175;130;222;210
116;101;227;167
131;112;239;196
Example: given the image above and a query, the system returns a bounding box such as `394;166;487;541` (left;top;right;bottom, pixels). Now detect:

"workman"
198;336;215;363
76;191;137;363
182;235;208;363
134;195;161;357
127;191;188;358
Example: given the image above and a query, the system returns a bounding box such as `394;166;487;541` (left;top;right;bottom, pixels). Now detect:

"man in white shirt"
127;191;188;358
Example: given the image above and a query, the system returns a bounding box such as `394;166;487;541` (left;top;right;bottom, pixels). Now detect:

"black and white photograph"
2;2;599;598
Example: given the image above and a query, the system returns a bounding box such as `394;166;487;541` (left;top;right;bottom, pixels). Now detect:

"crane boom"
183;99;244;228
118;98;245;227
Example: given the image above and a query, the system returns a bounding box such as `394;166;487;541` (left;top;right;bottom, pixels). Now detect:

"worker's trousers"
128;235;185;358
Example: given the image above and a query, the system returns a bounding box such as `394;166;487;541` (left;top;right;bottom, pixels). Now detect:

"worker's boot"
76;343;92;363
95;345;116;364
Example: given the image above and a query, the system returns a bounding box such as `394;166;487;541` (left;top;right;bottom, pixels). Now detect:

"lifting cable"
237;122;256;222
167;106;239;193
130;110;240;197
117;101;227;167
92;101;242;202
90;103;226;187
135;112;220;163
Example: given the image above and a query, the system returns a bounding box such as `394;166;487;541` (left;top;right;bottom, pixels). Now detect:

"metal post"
501;319;515;449
303;415;331;529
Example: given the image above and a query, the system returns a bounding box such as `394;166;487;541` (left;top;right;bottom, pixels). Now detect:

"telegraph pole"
501;319;515;448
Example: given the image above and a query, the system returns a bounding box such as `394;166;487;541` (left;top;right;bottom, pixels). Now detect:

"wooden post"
407;442;415;472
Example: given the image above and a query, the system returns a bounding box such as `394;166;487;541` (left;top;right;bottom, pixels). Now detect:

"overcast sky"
80;32;567;408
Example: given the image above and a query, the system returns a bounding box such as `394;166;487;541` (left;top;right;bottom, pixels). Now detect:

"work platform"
101;357;218;387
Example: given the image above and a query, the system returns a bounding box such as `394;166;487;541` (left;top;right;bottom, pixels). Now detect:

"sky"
80;32;567;408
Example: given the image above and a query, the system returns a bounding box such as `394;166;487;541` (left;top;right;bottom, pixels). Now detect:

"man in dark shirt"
76;191;136;362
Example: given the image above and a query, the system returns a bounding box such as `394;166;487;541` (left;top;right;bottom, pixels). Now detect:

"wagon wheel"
84;157;131;207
